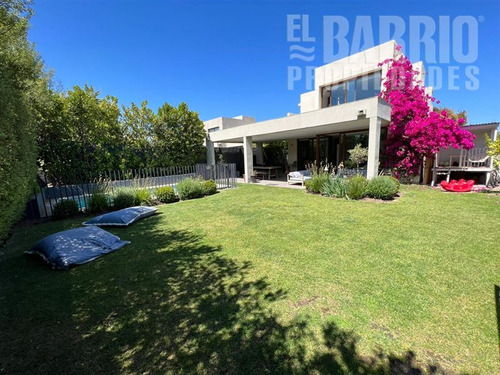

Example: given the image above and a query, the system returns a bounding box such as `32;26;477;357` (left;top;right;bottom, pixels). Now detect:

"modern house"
204;40;498;183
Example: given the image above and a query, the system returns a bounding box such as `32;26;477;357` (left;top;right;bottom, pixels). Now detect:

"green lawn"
1;184;499;374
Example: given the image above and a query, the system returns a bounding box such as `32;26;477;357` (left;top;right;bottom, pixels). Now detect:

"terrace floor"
236;176;306;189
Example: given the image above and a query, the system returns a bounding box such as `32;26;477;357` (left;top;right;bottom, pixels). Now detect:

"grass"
0;184;499;374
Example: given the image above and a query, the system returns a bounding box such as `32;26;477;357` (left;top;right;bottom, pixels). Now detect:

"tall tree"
37;85;123;183
0;0;45;240
120;101;156;169
153;102;206;167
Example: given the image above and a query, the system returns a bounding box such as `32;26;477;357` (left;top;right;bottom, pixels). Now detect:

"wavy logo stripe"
289;53;315;61
289;45;315;53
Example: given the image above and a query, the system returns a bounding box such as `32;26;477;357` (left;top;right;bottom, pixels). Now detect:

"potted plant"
249;170;259;183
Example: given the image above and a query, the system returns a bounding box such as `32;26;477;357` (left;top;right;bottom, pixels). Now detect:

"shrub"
367;176;400;200
52;200;79;220
176;178;203;200
134;189;153;206
155;186;176;203
347;175;368;200
322;175;349;198
113;188;136;209
202;180;217;196
305;173;330;194
88;191;110;213
0;3;41;241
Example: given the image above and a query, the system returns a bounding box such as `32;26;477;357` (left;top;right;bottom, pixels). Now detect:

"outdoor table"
253;166;282;180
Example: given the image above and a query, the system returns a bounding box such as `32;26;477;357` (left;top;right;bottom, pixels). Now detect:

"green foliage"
347;175;368;200
305;174;330;194
37;85;122;184
88;191;110;213
262;141;287;166
37;95;208;184
113;188;136;209
347;144;368;169
322;175;349;198
0;0;45;240
202;180;217;196
366;177;400;200
155;186;177;203
120;101;155;170
134;188;153;206
435;106;468;124
176;178;203;200
486;134;500;168
152;102;206;167
52;200;79;220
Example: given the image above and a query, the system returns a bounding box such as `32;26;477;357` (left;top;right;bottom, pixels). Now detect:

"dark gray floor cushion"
26;226;130;269
83;206;157;227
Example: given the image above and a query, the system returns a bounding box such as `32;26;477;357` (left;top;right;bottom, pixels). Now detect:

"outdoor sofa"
287;170;311;186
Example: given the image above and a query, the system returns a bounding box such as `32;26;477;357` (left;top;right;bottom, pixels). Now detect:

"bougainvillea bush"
379;46;475;177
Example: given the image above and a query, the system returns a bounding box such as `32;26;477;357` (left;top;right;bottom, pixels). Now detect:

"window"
208;127;219;133
322;86;331;107
346;79;356;103
321;71;381;108
355;71;381;101
331;83;346;106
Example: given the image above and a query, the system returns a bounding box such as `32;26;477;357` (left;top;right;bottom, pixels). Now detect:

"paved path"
236;177;305;189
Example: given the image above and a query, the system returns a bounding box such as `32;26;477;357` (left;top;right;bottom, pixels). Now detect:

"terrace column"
243;136;254;182
206;138;215;166
255;142;264;165
367;117;382;179
206;138;216;180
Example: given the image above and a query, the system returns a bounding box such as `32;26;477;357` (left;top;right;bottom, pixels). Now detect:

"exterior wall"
204;115;255;147
299;91;317;113
314;41;397;90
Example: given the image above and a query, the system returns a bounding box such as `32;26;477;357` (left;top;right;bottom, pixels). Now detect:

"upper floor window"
321;71;381;108
208;126;219;133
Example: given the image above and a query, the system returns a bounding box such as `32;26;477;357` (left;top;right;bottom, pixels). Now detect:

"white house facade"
204;40;472;182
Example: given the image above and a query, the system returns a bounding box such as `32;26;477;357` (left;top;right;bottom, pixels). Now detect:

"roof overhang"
208;97;391;143
464;123;499;132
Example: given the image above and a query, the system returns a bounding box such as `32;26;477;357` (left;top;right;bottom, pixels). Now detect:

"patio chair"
287;170;311;186
468;154;489;167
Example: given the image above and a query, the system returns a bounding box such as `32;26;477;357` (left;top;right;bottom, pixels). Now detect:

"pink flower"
379;49;475;177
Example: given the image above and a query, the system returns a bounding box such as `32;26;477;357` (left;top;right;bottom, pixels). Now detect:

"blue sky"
30;0;500;124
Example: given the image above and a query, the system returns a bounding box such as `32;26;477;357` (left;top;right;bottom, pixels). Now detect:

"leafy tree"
120;101;156;169
0;0;45;240
347;144;368;169
153;102;206;166
434;107;468;124
37;85;123;183
379;47;475;177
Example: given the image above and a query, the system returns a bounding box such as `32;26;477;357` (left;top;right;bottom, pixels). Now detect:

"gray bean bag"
83;206;157;227
26;226;130;269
